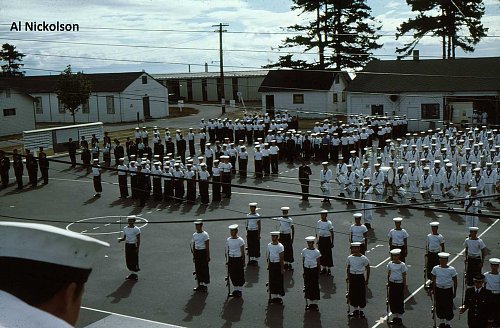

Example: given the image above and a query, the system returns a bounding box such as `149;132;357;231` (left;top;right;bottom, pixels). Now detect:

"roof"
347;57;500;93
0;80;34;99
2;72;149;93
153;70;269;80
258;69;338;93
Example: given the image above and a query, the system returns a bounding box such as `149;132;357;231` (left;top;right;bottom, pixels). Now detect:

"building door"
371;105;383;116
143;96;151;119
265;95;275;117
202;79;208;101
187;79;193;101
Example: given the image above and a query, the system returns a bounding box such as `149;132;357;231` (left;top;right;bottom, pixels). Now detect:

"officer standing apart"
267;231;285;304
118;216;141;280
302;236;321;311
0;222;108;328
426;222;445;288
278;206;295;271
459;274;490;328
246;202;261;266
464;227;486;286
431;252;458;328
484;258;500;327
226;224;246;297
316;210;334;276
387;248;408;326
299;160;312;201
346;242;370;318
192;220;210;292
388;218;409;263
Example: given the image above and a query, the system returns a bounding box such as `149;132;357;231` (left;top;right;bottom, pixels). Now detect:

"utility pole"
213;23;228;114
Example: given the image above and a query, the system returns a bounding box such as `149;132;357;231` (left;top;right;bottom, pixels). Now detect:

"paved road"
1;154;499;328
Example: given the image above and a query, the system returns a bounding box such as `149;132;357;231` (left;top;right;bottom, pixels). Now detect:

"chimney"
413;50;419;61
205;62;208;73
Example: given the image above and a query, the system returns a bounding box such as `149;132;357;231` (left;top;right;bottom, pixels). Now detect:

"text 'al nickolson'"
10;21;80;32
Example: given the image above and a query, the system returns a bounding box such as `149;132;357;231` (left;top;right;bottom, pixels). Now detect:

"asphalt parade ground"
1;154;499;328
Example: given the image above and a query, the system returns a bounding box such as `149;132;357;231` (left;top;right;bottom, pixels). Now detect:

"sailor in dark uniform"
117;216;141;280
387;248;407;325
316;210;334;276
226;224;245;297
246;202;261;266
278;206;294;271
459;274;490;328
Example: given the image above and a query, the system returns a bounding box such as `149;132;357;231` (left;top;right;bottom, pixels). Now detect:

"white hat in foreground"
430;222;440;227
305;236;315;242
228;224;238;230
489;258;500;265
438;252;450;259
390;249;401;255
0;222;109;272
281;207;290;211
270;231;280;236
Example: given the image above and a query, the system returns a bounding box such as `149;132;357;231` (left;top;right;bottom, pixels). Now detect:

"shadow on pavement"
106;279;137;304
182;291;208;322
220;297;244;328
264;302;284;328
303;310;322;328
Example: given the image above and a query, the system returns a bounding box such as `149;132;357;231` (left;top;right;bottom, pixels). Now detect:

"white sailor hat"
255;144;261;148
430;222;440;227
393;217;403;222
353;213;362;219
205;143;211;146
346;164;352;168
281;207;290;211
423;166;430;170
93;158;99;162
200;163;207;167
489;258;500;265
130;154;136;158
197;156;204;160
186;163;192;167
321;161;329;165
0;222;109;278
338;156;344;160
350;242;362;247
363;177;370;181
350;150;356;154
469;186;477;191
445;163;453;167
228;224;239;230
397;166;404;170
434;160;441;164
249;202;258;207
438;252;450;259
193;220;203;225
119;157;125;161
270;231;280;236
174;163;180;167
469;226;479;232
390;249;401;255
486;162;492;166
410;160;416;164
320;210;328;214
374;163;381;167
474;168;481;172
460;163;467;167
305;236;316;242
213;159;219;163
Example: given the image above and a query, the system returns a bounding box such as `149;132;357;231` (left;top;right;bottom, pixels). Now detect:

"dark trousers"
435;287;454;320
268;262;285;296
279;233;294;263
194;249;210;284
153;178;163;200
199;180;209;204
262;156;270;176
118;175;129;197
212;176;221;201
246;230;260;258
125;243;140;272
93;175;102;193
69;152;76;167
299;178;310;200
221;172;231;197
466;257;482;286
348;273;367;308
228;256;245;287
389;282;404;314
239;159;248;178
270;155;278;174
131;175;138;199
318;236;333;267
15;173;23;189
164;180;174;201
426;252;439;280
255;160;262;178
304;267;320;301
186;180;196;202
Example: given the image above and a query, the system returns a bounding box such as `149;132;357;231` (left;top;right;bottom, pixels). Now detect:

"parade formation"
1;112;500;328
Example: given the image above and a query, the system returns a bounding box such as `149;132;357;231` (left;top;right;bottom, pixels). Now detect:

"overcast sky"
1;0;499;76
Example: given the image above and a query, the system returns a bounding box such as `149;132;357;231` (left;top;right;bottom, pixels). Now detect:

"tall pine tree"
0;43;25;77
396;0;488;59
264;0;382;70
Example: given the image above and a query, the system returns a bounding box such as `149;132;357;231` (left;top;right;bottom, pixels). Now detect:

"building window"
371;105;384;116
333;93;338;103
342;92;346;102
293;94;304;104
58;98;66;113
34;97;43;114
3;108;16;116
106;96;115;114
5;89;11;98
142;76;147;84
82;99;90;114
421;103;440;119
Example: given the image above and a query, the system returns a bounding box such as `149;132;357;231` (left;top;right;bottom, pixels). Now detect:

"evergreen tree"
0;43;25;77
56;65;92;124
264;0;382;70
396;0;488;59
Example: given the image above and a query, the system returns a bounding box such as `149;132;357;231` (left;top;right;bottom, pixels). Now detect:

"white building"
258;69;350;118
7;72;169;124
346;55;500;130
0;82;36;137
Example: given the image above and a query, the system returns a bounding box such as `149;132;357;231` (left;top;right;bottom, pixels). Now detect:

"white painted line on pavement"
81;306;185;327
371;218;500;328
371;256;390;269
